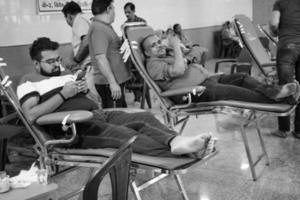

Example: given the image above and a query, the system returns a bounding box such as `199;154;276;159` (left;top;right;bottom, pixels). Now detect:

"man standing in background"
62;1;100;103
270;0;300;138
88;0;131;108
123;2;146;23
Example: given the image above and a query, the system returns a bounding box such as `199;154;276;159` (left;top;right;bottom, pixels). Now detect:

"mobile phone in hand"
75;69;86;81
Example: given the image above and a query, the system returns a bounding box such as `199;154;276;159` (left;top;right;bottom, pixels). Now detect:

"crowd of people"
15;0;300;162
16;0;217;158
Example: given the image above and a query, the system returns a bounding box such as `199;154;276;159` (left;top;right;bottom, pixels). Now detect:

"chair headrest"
125;25;155;48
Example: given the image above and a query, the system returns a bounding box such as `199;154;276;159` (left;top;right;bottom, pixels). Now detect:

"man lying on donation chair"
141;34;300;105
17;37;216;159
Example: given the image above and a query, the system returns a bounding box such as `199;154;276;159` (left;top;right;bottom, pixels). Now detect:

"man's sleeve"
90;27;110;56
73;16;90;38
147;60;170;81
17;76;39;105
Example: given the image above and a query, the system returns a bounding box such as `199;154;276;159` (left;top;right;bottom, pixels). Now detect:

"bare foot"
170;133;212;155
275;82;297;100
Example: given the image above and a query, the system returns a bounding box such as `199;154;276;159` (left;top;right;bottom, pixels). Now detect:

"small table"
0;182;58;200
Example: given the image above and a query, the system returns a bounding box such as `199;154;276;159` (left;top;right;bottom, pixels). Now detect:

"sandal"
192;136;217;159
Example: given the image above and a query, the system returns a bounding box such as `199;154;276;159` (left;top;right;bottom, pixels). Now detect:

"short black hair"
173;23;180;31
91;0;113;15
29;37;59;61
61;1;82;17
124;2;135;11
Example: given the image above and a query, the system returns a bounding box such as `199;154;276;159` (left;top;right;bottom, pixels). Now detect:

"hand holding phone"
75;69;86;81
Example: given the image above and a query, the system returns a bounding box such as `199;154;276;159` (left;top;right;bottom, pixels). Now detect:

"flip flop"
191;136;217;159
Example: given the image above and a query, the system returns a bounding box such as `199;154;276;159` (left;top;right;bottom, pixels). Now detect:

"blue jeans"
74;110;177;157
276;43;300;132
190;73;280;103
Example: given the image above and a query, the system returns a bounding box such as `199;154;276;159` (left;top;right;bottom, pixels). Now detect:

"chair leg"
130;181;142;200
174;175;189;200
145;87;152;109
0;139;7;171
240;122;257;181
140;82;146;109
254;116;270;166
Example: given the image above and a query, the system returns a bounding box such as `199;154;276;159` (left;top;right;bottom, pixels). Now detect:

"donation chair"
83;136;135;200
122;22;296;181
233;15;277;80
0;60;217;200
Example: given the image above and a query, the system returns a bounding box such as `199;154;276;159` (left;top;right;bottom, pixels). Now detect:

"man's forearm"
24;94;65;122
172;43;185;72
95;54;118;85
270;10;280;37
74;36;89;63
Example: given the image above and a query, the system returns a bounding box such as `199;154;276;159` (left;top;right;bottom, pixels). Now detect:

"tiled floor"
4;59;300;200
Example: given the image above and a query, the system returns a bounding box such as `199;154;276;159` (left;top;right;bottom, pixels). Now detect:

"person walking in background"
62;1;100;104
269;0;300;138
88;0;131;108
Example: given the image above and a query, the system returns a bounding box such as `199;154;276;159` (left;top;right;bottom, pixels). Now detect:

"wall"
252;0;276;25
0;0;254;80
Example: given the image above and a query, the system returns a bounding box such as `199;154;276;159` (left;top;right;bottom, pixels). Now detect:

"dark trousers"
95;83;127;108
189;73;279;103
76;110;176;157
276;43;300;132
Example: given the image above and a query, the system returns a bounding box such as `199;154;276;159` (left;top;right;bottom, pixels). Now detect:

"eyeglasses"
150;40;162;48
40;57;62;65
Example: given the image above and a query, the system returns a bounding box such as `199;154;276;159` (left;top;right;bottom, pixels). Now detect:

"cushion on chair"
53;147;201;170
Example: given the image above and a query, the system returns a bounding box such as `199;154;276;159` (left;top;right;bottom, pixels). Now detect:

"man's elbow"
269;24;279;37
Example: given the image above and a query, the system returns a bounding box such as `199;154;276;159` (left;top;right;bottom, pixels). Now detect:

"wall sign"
37;0;92;13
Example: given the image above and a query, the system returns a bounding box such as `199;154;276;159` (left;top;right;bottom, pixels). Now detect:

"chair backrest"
122;23;174;110
0;64;51;149
234;15;275;77
82;136;136;200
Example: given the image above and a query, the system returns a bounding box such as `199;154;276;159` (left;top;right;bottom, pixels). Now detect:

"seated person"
173;23;208;66
17;37;215;159
221;21;242;58
141;34;300;105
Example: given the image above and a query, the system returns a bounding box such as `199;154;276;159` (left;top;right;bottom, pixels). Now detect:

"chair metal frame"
257;24;278;46
122;22;296;181
0;60;217;200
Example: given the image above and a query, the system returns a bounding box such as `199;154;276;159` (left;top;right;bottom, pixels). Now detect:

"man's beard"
40;66;61;77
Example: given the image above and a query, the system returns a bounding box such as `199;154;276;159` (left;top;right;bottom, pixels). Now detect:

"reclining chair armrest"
160;86;206;97
215;59;237;73
35;110;93;126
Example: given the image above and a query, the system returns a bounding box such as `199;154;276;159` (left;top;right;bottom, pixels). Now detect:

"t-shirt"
72;14;91;66
146;56;210;91
17;72;98;112
88;18;131;85
273;0;300;47
125;15;146;23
